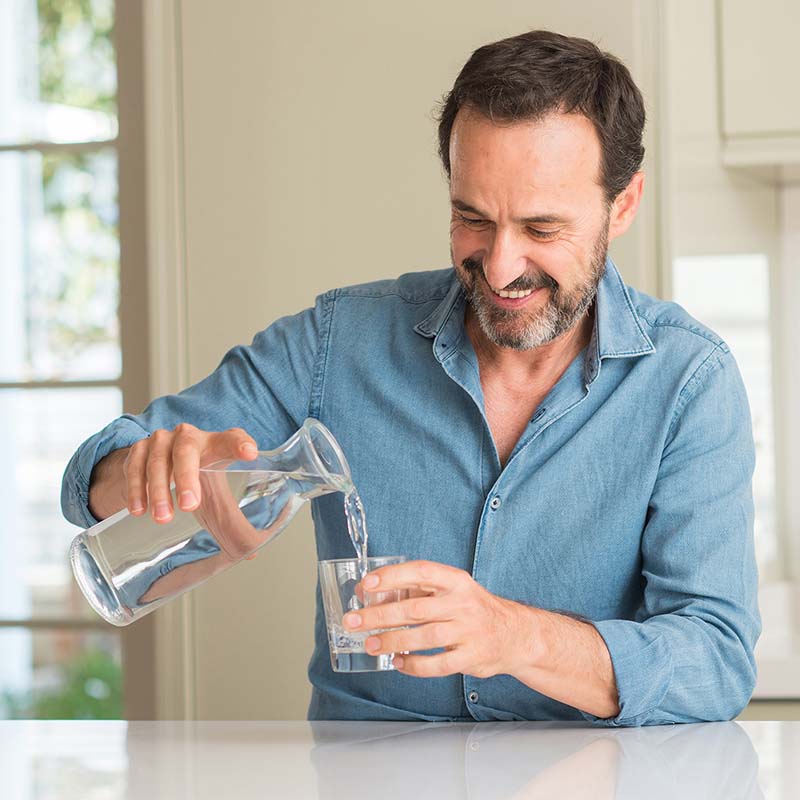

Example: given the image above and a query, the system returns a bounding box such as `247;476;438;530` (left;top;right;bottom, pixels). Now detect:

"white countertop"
1;720;796;798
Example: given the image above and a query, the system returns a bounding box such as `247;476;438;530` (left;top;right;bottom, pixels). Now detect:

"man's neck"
465;304;595;390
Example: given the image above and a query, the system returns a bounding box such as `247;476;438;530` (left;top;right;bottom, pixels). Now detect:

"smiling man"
63;30;761;726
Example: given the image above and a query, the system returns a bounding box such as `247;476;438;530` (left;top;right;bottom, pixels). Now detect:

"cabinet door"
720;0;800;138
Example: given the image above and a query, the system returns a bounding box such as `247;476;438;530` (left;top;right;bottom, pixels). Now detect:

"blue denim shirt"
62;258;761;726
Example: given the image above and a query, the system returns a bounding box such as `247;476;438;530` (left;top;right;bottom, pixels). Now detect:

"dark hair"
435;30;645;203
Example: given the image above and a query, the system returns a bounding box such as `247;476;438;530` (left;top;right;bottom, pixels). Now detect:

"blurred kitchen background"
1;0;798;729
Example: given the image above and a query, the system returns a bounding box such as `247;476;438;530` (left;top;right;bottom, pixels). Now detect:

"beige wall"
163;0;660;719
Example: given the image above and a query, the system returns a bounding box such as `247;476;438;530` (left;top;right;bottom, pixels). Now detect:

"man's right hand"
88;424;258;524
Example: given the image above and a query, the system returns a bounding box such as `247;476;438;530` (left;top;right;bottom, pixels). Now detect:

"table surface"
1;720;797;799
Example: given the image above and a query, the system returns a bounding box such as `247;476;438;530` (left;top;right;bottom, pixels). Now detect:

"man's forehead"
449;104;599;147
448;107;604;194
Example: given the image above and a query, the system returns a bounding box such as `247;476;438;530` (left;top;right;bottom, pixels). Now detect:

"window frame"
0;0;155;720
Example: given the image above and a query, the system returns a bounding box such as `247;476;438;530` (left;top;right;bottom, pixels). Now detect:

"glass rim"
302;418;353;493
318;555;407;566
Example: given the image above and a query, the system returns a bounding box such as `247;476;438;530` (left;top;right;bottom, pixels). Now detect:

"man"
62;30;761;726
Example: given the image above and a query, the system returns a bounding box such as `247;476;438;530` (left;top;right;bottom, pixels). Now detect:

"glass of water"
319;555;408;672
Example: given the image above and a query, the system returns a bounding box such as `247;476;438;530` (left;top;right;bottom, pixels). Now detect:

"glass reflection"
309;721;764;800
0;719;781;799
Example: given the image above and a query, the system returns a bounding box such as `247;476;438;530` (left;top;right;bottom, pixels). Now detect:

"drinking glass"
318;555;408;672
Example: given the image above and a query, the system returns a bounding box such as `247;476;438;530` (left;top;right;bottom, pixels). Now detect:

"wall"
162;0;659;719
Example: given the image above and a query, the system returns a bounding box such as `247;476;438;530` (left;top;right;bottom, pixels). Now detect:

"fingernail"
179;490;198;510
392;656;404;669
343;613;361;629
365;636;380;652
154;502;171;520
242;443;257;455
130;500;143;514
363;574;379;589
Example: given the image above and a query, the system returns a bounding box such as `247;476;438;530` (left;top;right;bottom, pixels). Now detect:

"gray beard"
457;229;608;351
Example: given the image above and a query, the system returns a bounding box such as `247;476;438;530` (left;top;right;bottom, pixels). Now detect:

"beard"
454;223;608;351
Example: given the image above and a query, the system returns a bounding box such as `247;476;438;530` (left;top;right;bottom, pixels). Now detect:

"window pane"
0;388;122;622
672;254;777;579
0;147;120;381
0;627;122;719
0;0;117;145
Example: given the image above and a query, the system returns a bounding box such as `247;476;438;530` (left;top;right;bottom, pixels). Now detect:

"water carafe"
69;418;352;626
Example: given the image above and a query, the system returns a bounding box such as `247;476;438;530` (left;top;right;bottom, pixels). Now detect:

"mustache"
461;256;558;293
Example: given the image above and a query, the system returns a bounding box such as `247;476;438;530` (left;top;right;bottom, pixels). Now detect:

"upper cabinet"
718;0;800;182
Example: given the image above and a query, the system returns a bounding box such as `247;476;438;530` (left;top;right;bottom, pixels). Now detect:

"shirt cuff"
578;618;674;727
61;416;152;529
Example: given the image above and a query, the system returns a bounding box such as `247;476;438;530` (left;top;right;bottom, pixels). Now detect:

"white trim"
0;139;117;154
0;618;110;629
142;0;195;721
721;137;800;186
722;135;800;167
0;380;120;390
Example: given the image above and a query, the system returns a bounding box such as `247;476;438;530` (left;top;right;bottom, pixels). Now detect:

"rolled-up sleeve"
61;291;334;529
580;344;762;726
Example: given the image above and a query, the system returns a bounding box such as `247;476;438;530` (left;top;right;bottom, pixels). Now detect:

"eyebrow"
451;198;569;225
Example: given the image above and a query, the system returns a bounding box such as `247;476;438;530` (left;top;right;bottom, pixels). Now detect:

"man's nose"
480;228;529;291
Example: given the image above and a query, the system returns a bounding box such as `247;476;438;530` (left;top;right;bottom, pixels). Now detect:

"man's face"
449;108;611;351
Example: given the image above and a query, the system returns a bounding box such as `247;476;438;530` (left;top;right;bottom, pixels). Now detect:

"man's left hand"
342;559;527;678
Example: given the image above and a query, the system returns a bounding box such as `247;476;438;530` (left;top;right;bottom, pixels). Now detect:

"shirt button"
468;690;479;703
489;496;501;511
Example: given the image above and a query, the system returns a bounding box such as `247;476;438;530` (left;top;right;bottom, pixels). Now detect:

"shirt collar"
413;257;655;382
413;275;463;341
585;256;656;383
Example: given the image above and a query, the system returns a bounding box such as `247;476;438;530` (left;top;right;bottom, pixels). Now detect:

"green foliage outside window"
22;0;120;378
37;0;116;113
1;648;123;719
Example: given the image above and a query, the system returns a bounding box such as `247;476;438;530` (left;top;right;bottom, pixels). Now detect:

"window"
0;0;144;719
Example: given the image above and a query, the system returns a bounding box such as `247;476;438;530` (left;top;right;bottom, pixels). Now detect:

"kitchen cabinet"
719;0;800;181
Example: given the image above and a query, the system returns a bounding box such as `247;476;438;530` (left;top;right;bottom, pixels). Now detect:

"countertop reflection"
1;719;796;799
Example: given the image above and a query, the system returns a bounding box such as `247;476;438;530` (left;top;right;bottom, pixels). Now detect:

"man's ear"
607;171;645;242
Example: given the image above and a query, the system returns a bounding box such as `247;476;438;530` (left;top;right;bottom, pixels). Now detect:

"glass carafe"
69;418;352;626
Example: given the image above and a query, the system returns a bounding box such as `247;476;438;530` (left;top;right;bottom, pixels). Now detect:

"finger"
123;440;150;515
344;595;451;632
365;621;456;657
392;650;461;678
218;427;258;461
351;578;423;606
146;429;175;523
362;560;468;593
171;423;202;511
